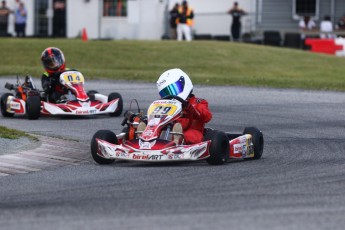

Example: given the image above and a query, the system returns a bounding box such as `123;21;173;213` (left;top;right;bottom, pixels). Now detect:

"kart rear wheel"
0;93;15;117
204;129;229;165
26;95;41;120
108;92;123;117
243;127;264;159
91;130;118;164
87;90;99;101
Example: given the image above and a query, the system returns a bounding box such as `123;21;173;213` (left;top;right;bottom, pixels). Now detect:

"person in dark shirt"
40;47;77;103
227;2;247;41
0;0;12;36
337;15;345;30
169;3;179;40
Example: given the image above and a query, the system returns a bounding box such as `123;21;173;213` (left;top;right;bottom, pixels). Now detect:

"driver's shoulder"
189;96;208;104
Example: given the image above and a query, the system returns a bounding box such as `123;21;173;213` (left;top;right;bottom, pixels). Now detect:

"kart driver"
40;47;75;103
156;68;212;144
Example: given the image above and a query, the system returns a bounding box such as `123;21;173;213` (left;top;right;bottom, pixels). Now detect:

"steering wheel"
162;95;188;108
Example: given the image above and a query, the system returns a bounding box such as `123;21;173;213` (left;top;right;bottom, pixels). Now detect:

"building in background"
256;0;345;32
7;1;343;40
6;0;257;40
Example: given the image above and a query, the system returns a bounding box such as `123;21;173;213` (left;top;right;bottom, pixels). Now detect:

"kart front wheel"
243;127;264;159
91;130;118;164
204;129;229;165
26;95;41;120
0;93;15;117
108;92;123;117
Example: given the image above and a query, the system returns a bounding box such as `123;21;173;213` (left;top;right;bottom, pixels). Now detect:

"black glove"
42;81;51;92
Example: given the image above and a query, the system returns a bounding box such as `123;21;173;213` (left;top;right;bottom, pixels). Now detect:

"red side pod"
10;98;26;114
229;137;243;159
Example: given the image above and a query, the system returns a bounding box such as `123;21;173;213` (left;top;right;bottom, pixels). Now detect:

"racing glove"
42;81;51;92
185;103;201;120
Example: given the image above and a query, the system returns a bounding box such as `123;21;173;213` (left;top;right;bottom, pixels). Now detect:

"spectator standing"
227;2;247;41
169;3;179;40
176;0;194;42
6;0;19;36
337;15;345;30
299;16;316;49
0;0;11;36
320;15;335;39
53;0;66;37
14;2;26;37
299;16;316;36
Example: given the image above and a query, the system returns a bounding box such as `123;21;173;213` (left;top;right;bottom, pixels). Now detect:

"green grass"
1;38;345;91
0;125;31;139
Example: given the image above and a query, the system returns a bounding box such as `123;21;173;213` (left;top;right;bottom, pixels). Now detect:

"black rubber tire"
243;127;264;159
87;90;99;101
204;129;229;165
0;93;15;117
108;92;123;117
91;130;118;164
26;95;41;120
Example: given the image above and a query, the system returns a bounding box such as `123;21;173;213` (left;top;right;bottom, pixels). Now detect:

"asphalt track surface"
0;77;345;230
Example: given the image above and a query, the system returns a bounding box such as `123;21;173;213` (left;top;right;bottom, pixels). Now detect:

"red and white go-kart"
1;71;123;119
91;95;264;165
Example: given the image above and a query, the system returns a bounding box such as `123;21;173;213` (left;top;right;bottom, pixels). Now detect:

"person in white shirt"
298;16;316;49
320;15;335;39
299;16;316;31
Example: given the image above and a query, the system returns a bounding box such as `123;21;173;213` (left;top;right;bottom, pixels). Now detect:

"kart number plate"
60;71;85;84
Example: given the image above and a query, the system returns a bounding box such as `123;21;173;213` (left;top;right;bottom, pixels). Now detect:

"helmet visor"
43;55;63;70
159;76;185;98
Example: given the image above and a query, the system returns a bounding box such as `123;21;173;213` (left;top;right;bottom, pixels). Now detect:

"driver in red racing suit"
40;47;76;103
157;68;212;144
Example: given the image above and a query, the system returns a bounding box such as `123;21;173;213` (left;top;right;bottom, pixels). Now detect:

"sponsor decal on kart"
230;135;254;159
81;102;90;107
167;153;185;160
139;139;156;149
75;109;97;115
190;145;208;159
115;151;129;158
151;100;177;105
132;154;163;160
76;110;90;115
246;137;254;157
9;101;21;110
147;118;161;126
233;144;242;154
143;129;154;137
242;144;247;157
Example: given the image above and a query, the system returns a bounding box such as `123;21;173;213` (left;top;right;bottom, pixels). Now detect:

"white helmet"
156;68;193;100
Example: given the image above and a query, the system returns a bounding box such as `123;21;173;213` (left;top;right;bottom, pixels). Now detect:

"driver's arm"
194;99;212;123
186;98;212;123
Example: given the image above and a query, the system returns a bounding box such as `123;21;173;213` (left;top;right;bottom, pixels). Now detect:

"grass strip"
0;125;31;139
0;38;345;91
